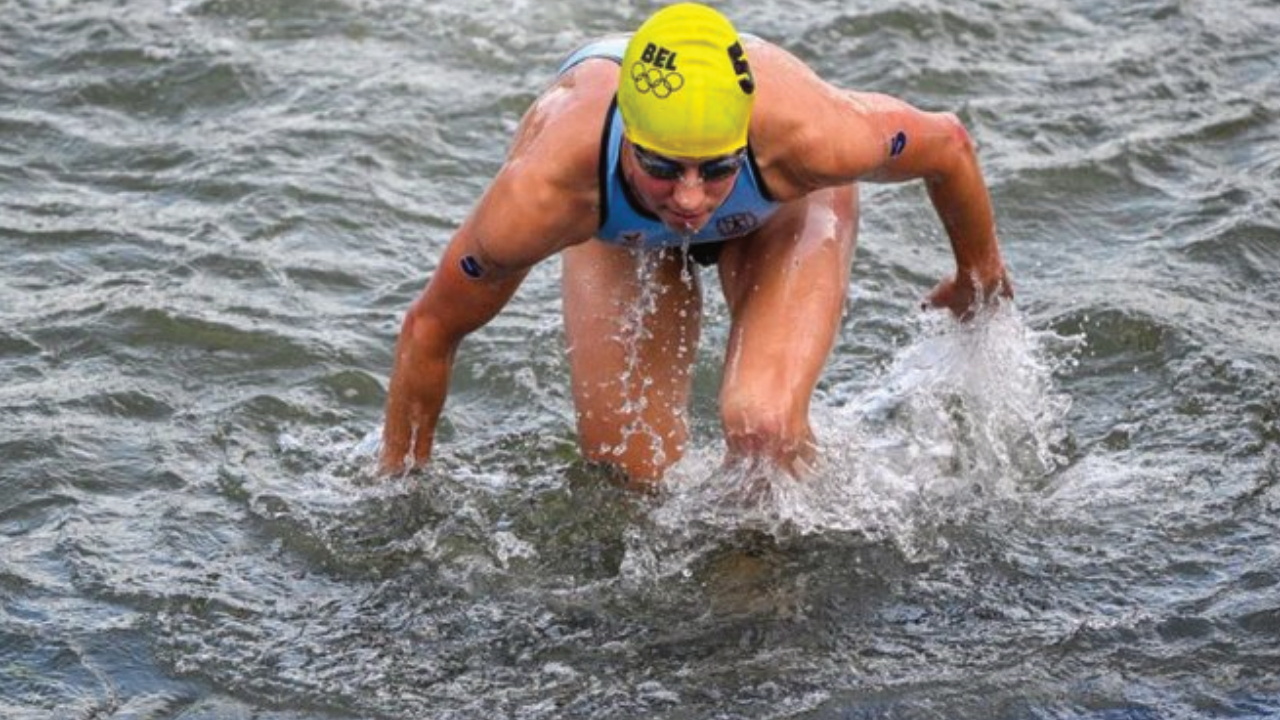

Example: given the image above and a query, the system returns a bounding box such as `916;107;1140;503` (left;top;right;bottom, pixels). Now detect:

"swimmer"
380;3;1012;485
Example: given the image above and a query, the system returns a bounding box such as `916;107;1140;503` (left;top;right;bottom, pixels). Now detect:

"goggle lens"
633;145;745;183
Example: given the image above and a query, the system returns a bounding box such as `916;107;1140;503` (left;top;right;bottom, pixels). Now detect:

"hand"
924;267;1013;320
378;421;432;476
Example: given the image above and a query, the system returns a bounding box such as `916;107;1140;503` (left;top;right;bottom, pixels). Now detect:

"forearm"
924;121;1007;286
377;244;530;475
379;309;458;474
832;98;1007;285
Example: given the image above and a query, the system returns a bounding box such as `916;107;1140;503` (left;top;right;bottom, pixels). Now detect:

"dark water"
3;1;1278;718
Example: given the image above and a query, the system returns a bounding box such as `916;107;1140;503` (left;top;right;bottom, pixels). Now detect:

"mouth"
664;210;706;231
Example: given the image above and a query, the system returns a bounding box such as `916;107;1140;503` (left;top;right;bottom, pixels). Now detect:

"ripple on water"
27;8;266;118
6;0;1280;716
1181;217;1280;289
0;329;42;366
98;305;329;375
46;291;1272;720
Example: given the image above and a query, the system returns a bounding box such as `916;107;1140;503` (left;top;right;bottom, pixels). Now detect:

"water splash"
602;248;702;470
644;305;1083;563
257;303;1081;583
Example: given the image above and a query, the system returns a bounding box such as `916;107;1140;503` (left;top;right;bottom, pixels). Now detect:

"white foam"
644;305;1082;560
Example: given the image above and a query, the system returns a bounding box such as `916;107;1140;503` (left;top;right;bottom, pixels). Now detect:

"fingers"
921;272;1012;318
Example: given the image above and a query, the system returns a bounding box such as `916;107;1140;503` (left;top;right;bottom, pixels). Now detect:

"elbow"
400;301;429;344
923;112;980;186
939;112;977;156
398;296;456;359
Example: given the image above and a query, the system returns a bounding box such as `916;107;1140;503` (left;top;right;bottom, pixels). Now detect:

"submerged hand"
924;268;1013;320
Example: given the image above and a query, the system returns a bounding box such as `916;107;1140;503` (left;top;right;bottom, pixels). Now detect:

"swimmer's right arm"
378;157;597;475
379;227;531;475
379;158;568;476
377;75;608;476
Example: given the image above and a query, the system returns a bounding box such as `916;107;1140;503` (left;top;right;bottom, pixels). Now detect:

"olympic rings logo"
631;62;685;99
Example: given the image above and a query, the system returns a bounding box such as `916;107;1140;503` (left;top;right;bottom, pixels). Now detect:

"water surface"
2;1;1278;718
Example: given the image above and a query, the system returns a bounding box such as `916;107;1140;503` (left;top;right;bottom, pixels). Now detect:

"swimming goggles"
632;144;746;183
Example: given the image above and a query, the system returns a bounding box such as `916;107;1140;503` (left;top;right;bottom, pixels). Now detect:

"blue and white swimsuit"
559;36;780;252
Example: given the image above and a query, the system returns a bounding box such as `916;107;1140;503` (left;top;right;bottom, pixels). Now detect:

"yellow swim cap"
618;3;756;158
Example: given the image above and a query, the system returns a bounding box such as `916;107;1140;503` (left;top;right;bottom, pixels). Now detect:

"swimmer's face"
623;141;744;234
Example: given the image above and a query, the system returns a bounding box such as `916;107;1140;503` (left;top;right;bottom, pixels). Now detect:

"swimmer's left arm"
796;87;1013;316
852;93;1012;313
750;43;1009;315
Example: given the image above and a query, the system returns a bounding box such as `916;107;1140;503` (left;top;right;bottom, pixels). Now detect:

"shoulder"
744;39;821;83
743;40;880;198
468;58;618;255
508;59;618;192
744;39;838;134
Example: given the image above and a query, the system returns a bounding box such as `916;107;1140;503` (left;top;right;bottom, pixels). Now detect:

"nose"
670;168;705;210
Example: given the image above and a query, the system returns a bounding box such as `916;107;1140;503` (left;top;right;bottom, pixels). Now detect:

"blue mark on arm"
460;255;484;278
890;131;908;157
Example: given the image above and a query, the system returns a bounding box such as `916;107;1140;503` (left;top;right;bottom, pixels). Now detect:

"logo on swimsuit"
715;212;759;238
621;231;646;248
632;43;684;99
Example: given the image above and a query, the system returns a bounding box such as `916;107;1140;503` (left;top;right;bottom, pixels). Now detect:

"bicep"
415;166;592;339
408;77;602;337
843;93;973;184
414;232;530;341
459;157;595;273
775;87;970;191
